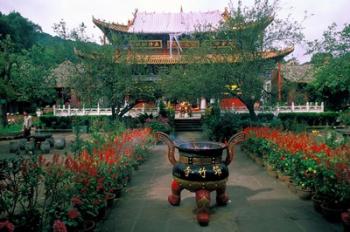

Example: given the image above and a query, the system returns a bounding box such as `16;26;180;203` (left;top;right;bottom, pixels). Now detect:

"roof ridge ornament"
222;7;230;21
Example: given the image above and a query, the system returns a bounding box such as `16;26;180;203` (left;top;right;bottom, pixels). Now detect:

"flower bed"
242;127;350;209
0;128;153;231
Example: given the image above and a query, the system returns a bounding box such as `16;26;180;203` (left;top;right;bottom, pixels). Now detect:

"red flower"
96;182;104;191
0;220;14;232
53;220;67;232
67;208;80;219
71;196;83;206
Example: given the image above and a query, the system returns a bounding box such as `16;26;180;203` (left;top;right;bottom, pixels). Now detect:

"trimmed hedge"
38;115;150;130
277;112;340;126
239;113;275;122
38;116;114;130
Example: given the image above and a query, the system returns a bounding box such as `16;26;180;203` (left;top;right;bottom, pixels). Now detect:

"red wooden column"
277;62;282;101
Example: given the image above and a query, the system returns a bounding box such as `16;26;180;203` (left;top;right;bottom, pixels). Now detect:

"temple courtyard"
96;132;342;232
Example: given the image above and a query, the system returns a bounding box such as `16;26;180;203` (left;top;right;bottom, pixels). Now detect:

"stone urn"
40;141;51;154
54;138;65;149
156;132;245;226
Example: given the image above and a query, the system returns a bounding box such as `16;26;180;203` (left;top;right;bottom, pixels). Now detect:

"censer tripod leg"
168;179;183;206
195;189;210;226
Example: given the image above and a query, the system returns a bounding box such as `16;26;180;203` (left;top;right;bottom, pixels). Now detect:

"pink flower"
71;196;83;206
53;220;67;232
67;208;80;219
0;220;14;232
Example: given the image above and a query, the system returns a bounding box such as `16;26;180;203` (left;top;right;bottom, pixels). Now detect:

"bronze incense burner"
156;132;245;226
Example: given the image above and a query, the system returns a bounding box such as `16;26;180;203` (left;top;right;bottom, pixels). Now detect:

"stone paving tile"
94;132;342;232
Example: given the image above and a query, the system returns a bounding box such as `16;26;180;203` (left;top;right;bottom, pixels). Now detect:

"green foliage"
278;112;340;128
0;11;41;51
0;12;76;127
160;0;304;119
145;120;172;134
9;48;56;105
308;23;350;110
203;110;242;142
339;110;350;126
269;117;283;129
39;115;73;129
203;105;272;141
71;44;159;119
0;123;22;135
241;137;271;158
323;130;347;149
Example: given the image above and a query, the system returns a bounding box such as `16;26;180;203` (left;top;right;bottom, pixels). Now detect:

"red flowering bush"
0;220;14;232
52;220;67;232
243;127;350;204
1;127;153;230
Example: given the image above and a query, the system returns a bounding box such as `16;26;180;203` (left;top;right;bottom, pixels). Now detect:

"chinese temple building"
92;8;293;112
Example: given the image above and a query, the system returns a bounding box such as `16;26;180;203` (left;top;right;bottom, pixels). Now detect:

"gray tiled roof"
282;61;315;83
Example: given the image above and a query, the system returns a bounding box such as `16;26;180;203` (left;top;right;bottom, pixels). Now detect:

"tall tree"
308;23;350;110
160;0;304;119
71;44;159;119
0;12;42;127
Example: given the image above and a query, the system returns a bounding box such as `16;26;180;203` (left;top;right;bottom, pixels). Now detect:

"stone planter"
96;205;107;221
112;185;123;198
40;141;50;154
288;181;297;194
295;186;313;200
105;192;116;208
341;210;350;232
266;164;277;178
312;194;325;213
54;138;65;149
82;220;95;232
321;202;344;222
47;137;54;147
277;172;291;184
254;156;264;166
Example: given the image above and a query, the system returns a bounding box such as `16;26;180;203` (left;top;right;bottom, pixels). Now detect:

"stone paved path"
2;131;341;231
97;131;342;232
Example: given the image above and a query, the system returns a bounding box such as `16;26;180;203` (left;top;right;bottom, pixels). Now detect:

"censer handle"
155;132;177;165
225;132;246;165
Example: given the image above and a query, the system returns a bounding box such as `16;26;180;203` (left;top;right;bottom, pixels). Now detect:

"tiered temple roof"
92;8;293;64
93;9;229;34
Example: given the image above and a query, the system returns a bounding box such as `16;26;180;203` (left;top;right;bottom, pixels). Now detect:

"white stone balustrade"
53;105;159;118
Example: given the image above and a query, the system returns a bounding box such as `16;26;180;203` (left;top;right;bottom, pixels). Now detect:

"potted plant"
317;162;350;222
0;157;22;225
56;208;83;232
0;220;14;232
341;209;350;231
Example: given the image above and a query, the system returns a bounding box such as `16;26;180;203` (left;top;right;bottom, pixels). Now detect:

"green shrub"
278;112;340;127
339;110;350;126
38;115;143;130
203;112;241;142
0;123;22;135
145;121;171;134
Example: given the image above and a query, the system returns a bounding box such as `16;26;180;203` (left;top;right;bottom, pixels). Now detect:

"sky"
1;0;350;62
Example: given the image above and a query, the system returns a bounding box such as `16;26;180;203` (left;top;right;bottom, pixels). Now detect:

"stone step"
174;119;202;131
